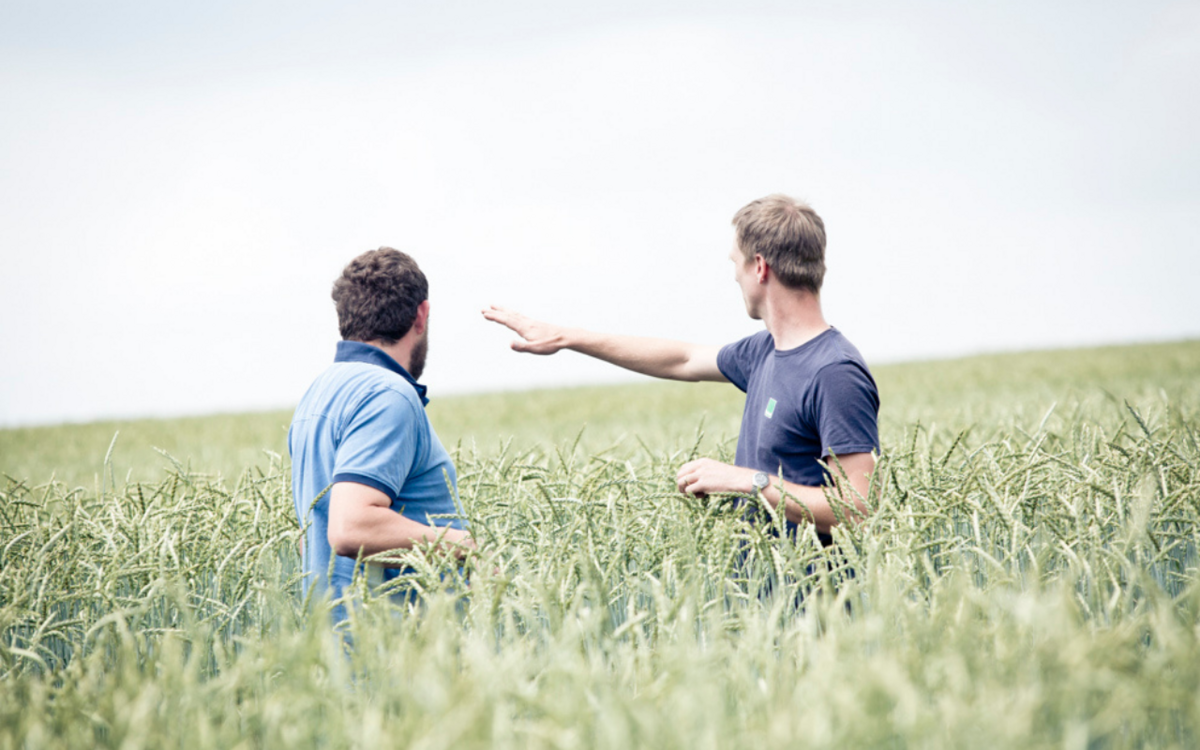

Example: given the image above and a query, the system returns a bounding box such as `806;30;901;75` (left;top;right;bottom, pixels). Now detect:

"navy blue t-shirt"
717;327;880;533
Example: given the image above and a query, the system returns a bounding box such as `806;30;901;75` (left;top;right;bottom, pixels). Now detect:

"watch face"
752;471;769;491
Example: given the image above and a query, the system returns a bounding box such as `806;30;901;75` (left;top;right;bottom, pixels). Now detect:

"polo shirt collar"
334;340;429;406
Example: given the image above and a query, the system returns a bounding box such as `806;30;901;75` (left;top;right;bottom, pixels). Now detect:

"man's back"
289;340;463;611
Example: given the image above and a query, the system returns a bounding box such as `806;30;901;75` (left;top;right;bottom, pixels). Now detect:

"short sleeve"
810;361;880;458
717;330;773;393
331;388;423;501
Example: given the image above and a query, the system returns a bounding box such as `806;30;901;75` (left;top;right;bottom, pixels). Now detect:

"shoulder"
804;330;872;374
807;338;879;409
717;329;774;391
825;328;869;362
736;328;774;352
812;358;877;394
315;364;426;431
357;377;425;423
719;329;774;365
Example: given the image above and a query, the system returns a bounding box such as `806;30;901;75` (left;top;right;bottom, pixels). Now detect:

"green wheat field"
2;340;1199;749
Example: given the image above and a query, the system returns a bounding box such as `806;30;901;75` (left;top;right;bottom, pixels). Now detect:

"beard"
408;327;428;380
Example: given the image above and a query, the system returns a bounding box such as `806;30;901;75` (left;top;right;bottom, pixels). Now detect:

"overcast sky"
1;0;1197;426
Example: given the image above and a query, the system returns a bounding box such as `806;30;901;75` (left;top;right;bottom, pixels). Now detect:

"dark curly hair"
331;247;428;345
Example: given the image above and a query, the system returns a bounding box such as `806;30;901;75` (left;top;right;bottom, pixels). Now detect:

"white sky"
1;0;1198;426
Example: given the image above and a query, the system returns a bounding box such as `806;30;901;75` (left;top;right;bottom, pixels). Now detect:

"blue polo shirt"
288;341;464;615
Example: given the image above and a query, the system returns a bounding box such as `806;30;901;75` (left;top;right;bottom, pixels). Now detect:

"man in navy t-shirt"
483;194;879;540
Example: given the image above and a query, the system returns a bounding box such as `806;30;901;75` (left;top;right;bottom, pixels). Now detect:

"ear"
754;254;769;284
412;299;431;335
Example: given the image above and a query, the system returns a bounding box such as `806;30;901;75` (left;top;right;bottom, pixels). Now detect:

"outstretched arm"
482;305;728;383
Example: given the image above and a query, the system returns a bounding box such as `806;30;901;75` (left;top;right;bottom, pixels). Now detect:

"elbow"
841;502;873;527
819;500;871;531
329;534;357;559
328;522;365;558
850;500;873;523
331;540;361;559
663;361;703;382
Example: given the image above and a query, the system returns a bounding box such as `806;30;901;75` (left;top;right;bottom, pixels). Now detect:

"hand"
676;458;754;499
482;305;568;355
444;530;477;560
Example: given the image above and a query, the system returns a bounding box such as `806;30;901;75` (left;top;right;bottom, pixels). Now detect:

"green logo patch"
764;398;777;419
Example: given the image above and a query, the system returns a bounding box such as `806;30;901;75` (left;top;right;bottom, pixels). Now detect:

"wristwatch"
751;471;770;493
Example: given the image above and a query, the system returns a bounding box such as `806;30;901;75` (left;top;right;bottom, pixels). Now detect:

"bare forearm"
563;328;722;382
758;478;869;533
482;305;725;382
676;454;875;534
331;505;473;563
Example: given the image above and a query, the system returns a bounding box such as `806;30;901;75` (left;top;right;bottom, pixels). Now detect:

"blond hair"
732;194;826;293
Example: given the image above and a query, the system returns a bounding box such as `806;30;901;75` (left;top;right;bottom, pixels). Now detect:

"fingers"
481;305;519;328
484;305;564;355
484;305;532;350
676;458;731;498
482;305;530;334
513;340;558;356
483;305;538;342
676;461;696;493
676;467;706;497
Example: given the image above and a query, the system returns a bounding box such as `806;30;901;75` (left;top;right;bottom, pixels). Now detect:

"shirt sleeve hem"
716;345;747;393
331;473;399;502
821;445;880;459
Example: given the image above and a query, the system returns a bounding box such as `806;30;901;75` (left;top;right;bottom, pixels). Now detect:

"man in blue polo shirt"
483;194;879;542
290;247;473;622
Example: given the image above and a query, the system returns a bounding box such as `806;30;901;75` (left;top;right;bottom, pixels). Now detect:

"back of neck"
762;291;830;350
